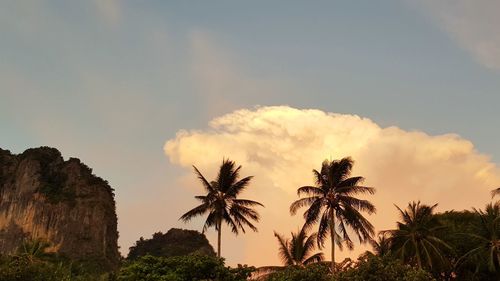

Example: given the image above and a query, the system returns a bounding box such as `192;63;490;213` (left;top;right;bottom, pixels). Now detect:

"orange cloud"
164;106;500;266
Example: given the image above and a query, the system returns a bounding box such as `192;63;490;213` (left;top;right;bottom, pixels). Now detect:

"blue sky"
1;0;499;265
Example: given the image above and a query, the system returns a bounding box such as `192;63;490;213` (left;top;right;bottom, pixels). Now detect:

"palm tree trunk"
330;208;335;273
413;238;422;269
217;218;222;258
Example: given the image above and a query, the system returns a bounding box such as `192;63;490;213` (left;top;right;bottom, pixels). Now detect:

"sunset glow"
1;1;500;279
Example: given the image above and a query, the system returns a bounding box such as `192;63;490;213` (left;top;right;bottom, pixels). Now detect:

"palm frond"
297;185;324;196
179;203;209;222
217;159;238;193
336;184;375;196
316;210;331;247
303;252;324;265
492;188;500;198
226;176;253;197
338;195;376;214
290;196;321;215
193;165;214;193
232;198;264;207
337;176;365;187
274;231;294;266
202;211;218;233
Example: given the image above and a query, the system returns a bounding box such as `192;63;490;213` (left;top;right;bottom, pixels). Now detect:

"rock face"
127;228;215;260
0;147;120;269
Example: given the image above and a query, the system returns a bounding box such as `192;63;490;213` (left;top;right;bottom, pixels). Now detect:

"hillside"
0;147;120;270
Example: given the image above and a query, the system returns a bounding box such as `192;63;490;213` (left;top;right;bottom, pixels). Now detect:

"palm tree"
274;227;324;266
382;201;450;270
290;157;376;272
370;232;392;257
459;202;500;275
180;159;264;258
16;239;53;264
255;227;323;280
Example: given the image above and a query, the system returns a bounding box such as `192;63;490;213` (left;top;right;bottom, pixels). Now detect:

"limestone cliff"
0;147;120;269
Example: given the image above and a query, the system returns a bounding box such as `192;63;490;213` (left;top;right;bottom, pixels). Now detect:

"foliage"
118;254;253;281
336;254;435;281
0;254;115;281
180;159;263;257
19;147;73;204
127;228;215;260
433;210;497;280
256;227;324;279
265;263;331;281
382;201;450;271
15;239;55;263
0;239;117;281
273;227;323;266
290;157;376;270
369;232;392;257
0;256;71;281
446;202;500;280
38;183;75;204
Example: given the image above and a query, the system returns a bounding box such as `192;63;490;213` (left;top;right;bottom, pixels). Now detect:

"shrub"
336;254;435;281
266;263;332;281
118;254;254;281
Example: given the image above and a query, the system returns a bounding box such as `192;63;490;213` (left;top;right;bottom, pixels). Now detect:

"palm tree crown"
461;201;500;273
274;227;324;266
382;201;450;270
180;159;264;257
254;227;323;280
16;239;53;264
290;157;376;271
370;232;392;257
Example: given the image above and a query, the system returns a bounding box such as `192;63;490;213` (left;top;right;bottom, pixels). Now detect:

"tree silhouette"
255;227;323;280
180;159;263;257
290;157;376;272
275;227;324;266
382;201;450;270
460;201;500;276
369;232;392;257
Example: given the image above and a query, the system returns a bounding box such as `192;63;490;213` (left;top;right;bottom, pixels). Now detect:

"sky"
1;0;500;267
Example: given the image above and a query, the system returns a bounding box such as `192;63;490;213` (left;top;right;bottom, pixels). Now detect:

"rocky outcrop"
0;147;120;270
127;228;215;260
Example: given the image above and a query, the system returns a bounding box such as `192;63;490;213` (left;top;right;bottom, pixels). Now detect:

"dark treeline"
1;157;500;281
175;157;500;281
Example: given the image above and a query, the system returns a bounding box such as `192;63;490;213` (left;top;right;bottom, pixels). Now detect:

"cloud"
189;31;286;117
416;0;500;70
164;106;500;266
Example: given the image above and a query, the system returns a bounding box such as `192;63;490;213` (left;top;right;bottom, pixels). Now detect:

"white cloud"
164;105;500;266
417;0;500;70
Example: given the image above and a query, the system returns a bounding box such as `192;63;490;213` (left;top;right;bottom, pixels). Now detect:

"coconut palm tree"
459;202;500;275
255;227;323;280
382;201;450;270
180;159;263;258
290;157;376;272
275;227;324;266
370;232;392;257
